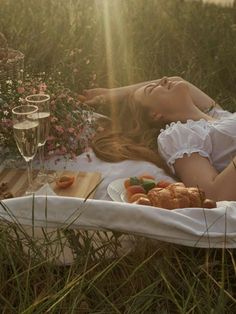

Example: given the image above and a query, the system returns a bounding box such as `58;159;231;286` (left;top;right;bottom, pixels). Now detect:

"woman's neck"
178;110;215;122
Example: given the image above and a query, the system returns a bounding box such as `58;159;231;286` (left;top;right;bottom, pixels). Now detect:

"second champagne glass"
12;105;39;194
25;94;51;184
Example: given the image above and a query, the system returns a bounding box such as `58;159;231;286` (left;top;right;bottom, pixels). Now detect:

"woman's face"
134;77;191;121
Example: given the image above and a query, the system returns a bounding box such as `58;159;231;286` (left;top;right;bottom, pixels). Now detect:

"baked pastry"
134;182;216;209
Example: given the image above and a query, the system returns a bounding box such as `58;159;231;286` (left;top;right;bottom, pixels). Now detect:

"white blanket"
1;195;236;248
1;150;236;248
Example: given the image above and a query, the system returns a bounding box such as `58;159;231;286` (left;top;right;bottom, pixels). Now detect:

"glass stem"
39;145;45;174
26;159;33;191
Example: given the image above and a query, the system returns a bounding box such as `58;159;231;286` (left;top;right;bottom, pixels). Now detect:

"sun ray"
98;0;135;131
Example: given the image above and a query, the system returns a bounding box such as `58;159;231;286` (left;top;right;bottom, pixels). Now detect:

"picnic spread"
1;150;236;249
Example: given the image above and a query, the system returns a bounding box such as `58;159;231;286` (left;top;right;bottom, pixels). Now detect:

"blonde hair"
92;93;169;171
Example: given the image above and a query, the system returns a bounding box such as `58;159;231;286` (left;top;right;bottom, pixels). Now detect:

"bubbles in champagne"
13;120;39;162
29;112;50;146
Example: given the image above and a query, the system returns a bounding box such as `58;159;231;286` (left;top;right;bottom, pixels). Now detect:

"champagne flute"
25;94;51;184
12;105;39;194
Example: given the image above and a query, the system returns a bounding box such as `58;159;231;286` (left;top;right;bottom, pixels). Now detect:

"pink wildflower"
17;86;25;94
59;146;67;154
51;117;58;123
38;82;47;93
68;127;75;133
67;97;74;104
55;125;64;134
47;135;56;141
47;143;55;151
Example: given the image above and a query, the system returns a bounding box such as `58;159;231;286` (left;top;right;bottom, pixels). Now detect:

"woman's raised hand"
78;88;108;106
84;88;108;100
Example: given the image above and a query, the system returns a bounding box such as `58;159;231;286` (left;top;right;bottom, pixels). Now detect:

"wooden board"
0;168;101;199
50;170;101;198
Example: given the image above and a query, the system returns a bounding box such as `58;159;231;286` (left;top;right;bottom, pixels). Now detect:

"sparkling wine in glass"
12;105;39;194
25;94;51;183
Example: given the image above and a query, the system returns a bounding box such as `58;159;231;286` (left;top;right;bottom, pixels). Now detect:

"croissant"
134;183;216;209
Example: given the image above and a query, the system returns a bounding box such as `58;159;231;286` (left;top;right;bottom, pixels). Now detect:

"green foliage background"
1;0;236;110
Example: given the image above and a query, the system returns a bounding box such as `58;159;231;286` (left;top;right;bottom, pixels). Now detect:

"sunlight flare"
99;0;133;130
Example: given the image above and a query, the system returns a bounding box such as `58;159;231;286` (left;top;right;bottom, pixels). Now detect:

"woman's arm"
174;153;236;201
182;79;223;111
83;76;222;112
82;78;163;105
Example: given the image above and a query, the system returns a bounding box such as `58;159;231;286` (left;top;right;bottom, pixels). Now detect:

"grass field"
1;0;236;312
1;0;236;109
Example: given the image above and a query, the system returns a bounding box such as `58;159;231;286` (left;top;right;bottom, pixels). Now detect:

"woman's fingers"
78;94;87;102
78;95;106;106
82;88;108;100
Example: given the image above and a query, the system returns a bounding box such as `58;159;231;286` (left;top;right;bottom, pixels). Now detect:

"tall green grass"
1;0;236;109
1;0;236;312
0;219;236;313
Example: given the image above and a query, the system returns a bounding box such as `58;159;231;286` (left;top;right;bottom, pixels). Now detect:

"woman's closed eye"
144;84;157;95
144;77;170;96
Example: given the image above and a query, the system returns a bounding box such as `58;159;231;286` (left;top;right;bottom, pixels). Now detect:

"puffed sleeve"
157;119;213;174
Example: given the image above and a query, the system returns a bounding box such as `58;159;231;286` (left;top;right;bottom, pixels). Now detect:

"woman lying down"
80;76;236;209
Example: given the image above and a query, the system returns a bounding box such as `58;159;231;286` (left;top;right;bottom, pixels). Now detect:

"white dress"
157;108;236;174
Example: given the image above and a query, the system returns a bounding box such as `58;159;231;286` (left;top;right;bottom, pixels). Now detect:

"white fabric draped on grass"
1;195;236;248
1;150;236;249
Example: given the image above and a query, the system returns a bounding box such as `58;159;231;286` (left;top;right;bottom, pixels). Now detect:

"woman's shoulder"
157;119;213;175
158;119;212;155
